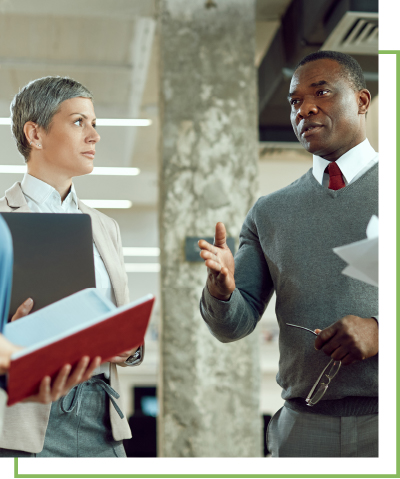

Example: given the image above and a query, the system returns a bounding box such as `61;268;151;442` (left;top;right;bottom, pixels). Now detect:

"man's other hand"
24;356;101;404
314;315;378;366
198;222;235;301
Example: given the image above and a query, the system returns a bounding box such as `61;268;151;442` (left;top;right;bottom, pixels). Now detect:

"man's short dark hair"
295;51;367;91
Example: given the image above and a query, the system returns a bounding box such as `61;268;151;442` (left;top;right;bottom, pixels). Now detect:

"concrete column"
158;0;260;457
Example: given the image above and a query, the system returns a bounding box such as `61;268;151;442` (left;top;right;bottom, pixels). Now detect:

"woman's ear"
358;89;371;115
23;121;43;149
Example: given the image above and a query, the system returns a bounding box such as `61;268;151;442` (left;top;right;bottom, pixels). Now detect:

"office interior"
0;0;378;457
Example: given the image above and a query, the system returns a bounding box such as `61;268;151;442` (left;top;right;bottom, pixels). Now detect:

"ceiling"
0;0;378;206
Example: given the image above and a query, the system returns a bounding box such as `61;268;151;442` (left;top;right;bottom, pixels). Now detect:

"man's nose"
297;99;318;119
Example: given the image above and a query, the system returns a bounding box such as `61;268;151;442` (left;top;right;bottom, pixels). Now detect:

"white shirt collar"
21;173;79;208
312;139;378;185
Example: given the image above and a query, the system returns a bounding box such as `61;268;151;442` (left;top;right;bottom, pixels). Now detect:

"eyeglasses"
286;323;342;406
305;358;341;406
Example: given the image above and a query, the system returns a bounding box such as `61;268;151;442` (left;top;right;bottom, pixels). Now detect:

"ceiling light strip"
0;118;152;127
81;200;132;209
124;263;160;273
0;165;140;176
122;247;160;257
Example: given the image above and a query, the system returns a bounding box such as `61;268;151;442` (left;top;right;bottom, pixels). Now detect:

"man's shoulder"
253;169;313;211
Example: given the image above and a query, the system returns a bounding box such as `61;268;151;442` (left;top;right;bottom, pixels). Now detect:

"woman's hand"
23;356;102;404
108;348;138;364
0;334;22;374
11;298;34;321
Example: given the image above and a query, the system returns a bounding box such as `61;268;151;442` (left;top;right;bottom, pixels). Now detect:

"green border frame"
11;49;397;479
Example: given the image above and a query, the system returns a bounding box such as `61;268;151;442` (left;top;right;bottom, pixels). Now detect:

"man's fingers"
11;298;34;321
314;325;338;350
198;239;213;252
214;222;227;247
204;259;222;272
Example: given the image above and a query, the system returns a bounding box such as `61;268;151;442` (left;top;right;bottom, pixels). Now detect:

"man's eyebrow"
287;80;331;101
310;80;329;88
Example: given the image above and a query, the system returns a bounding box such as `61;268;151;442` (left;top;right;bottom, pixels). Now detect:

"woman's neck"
26;163;72;202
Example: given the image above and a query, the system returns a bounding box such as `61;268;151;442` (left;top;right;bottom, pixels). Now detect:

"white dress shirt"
20;173;113;377
312;138;379;187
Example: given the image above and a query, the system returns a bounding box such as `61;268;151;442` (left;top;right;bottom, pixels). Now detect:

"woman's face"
38;97;100;178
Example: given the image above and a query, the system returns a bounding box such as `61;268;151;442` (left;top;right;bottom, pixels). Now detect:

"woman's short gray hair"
10;76;93;161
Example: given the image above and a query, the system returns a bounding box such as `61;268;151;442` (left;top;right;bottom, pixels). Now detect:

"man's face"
288;59;367;160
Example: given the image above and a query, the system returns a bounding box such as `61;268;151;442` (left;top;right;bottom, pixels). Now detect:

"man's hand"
198;222;235;301
0;334;21;374
23;356;101;404
314;315;378;366
11;297;34;321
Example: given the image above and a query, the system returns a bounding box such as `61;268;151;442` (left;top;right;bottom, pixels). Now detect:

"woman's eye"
92;123;97;129
74;118;83;126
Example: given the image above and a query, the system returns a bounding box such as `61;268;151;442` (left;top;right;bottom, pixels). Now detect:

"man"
199;51;378;457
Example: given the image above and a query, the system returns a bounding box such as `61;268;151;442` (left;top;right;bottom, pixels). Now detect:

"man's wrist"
206;282;232;302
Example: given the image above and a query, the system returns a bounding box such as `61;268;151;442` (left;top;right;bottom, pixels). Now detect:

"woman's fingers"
11;298;34;321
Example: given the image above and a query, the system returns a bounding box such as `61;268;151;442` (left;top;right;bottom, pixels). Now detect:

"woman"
0;76;143;457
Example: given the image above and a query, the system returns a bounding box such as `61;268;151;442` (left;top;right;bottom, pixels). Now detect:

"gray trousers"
0;376;126;458
267;405;378;457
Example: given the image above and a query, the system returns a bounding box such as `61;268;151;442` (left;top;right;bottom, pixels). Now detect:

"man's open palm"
198;222;235;301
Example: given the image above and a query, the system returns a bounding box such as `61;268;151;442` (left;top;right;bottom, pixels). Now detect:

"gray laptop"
0;213;96;321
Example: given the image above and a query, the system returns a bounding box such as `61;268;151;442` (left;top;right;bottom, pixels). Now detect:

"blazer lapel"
78;200;125;307
4;182;32;212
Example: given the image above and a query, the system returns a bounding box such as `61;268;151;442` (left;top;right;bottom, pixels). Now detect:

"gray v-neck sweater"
201;163;378;416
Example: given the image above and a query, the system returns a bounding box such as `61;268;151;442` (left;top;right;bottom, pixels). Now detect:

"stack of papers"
333;215;378;287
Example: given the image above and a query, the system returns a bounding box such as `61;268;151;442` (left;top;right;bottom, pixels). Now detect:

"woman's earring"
37;144;41;147
29;141;33;145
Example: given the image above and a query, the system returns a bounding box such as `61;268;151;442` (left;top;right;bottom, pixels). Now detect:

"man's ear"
358;89;371;115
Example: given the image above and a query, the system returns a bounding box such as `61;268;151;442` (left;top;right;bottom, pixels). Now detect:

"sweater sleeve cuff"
201;284;238;318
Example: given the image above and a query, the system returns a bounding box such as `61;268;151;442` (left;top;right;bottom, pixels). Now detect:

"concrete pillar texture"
158;0;261;457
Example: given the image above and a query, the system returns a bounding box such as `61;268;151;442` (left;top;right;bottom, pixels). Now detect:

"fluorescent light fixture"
95;119;152;126
0;165;140;176
125;263;160;273
91;167;140;176
123;247;160;257
0;118;152;127
0;165;26;173
81;200;132;209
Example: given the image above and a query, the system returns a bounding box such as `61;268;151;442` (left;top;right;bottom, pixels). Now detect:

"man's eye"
317;90;329;96
290;99;300;106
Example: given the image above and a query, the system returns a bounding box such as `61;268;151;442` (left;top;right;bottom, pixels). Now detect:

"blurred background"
0;0;378;457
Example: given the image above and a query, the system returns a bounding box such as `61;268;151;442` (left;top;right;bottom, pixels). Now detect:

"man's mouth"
300;124;323;138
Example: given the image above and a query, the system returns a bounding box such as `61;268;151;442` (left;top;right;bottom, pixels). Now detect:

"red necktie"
326;162;345;190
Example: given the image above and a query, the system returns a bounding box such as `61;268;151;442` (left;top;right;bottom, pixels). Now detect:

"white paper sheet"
333;215;378;287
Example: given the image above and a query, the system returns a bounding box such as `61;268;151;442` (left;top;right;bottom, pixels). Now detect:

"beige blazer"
0;182;138;453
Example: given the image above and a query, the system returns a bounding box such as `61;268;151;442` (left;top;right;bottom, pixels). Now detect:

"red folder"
6;296;154;406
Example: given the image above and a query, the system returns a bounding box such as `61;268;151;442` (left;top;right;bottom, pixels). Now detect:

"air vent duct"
322;12;378;55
